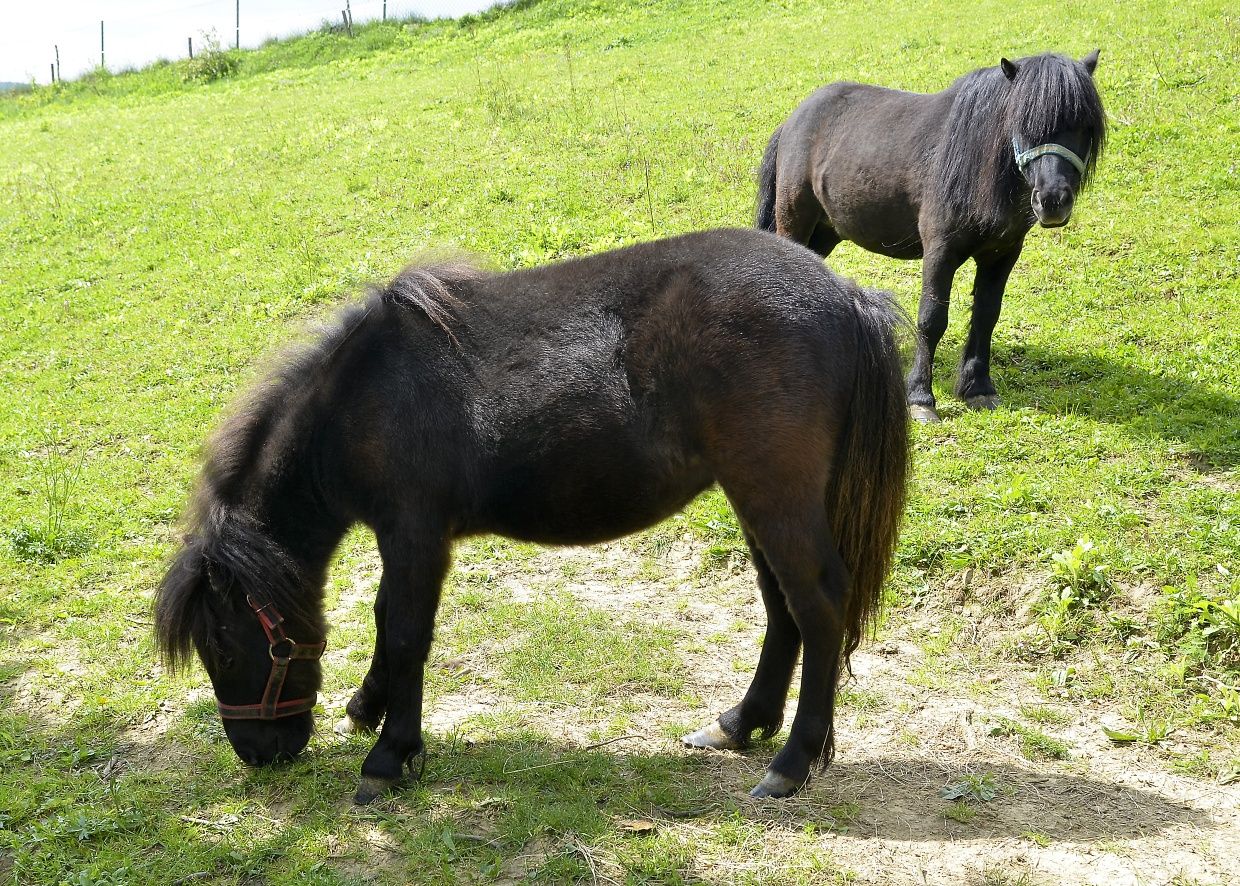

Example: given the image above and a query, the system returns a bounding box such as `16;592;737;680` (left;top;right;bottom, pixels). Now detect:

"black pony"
155;229;909;803
756;52;1106;421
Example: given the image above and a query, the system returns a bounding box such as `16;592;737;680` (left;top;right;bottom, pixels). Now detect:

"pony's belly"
818;179;924;259
479;454;714;546
830;213;923;260
849;234;924;261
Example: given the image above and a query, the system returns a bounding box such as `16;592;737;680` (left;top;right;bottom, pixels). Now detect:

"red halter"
216;595;326;720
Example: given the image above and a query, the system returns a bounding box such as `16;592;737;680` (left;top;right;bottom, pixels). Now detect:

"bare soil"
367;537;1240;886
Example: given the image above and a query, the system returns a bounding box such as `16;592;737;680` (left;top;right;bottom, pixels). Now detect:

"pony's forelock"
1007;53;1107;175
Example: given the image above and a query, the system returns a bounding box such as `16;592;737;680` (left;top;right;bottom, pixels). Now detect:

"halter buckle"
269;637;296;661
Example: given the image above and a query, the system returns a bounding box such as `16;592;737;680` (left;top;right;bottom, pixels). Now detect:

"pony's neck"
262;461;349;586
201;300;376;611
231;419;350;591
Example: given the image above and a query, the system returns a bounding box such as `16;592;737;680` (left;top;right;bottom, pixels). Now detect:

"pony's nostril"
1033;190;1072;218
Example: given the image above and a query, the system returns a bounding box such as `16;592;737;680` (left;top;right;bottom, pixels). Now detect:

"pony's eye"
206;632;232;665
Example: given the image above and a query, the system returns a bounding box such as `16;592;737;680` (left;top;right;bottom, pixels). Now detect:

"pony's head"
155;507;326;766
1000;50;1105;227
935;50;1106;231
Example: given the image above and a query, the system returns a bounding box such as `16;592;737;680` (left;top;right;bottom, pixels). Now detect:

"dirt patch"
384;536;1240;886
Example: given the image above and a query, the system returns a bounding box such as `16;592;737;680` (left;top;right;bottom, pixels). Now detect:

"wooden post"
51;63;56;84
383;1;387;21
235;0;240;49
55;44;61;81
342;10;353;37
188;37;193;59
100;21;105;69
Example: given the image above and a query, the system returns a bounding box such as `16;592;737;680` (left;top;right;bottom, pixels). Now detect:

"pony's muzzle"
223;713;313;766
1031;187;1074;228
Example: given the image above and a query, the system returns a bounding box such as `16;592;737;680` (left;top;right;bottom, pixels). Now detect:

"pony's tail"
754;125;781;232
827;287;910;672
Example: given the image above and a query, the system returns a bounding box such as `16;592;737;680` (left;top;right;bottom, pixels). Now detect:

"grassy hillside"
1;0;1237;883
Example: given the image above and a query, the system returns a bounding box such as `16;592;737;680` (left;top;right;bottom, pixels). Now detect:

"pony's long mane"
932;53;1106;229
154;261;481;670
153;302;371;670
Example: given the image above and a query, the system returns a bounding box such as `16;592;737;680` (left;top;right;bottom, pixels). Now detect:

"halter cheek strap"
216;595;326;720
1012;138;1087;176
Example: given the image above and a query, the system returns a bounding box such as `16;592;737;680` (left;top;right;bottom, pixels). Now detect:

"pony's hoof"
965;394;1000;411
909;404;941;424
682;720;743;751
334;714;379;736
749;769;805;799
353;775;398;805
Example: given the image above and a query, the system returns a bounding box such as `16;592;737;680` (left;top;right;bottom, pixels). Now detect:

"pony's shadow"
986;342;1239;467
406;732;1209;844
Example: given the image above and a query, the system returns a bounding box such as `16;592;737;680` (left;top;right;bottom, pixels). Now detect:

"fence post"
188;37;193;59
55;44;61;81
235;0;240;50
100;20;105;70
383;1;387;21
51;62;56;84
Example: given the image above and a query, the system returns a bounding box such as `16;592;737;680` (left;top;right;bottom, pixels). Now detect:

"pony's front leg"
335;580;389;735
955;249;1021;410
906;247;962;423
354;535;451;805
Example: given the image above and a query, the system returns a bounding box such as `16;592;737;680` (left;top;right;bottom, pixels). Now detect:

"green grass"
989;717;1072;761
1;0;1238;882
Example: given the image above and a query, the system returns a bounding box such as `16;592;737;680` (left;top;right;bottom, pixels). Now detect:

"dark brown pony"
155;229;909;803
757;52;1106;421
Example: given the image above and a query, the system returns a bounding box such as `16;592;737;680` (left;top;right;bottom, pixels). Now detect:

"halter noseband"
1012;138;1087;176
216;595;325;720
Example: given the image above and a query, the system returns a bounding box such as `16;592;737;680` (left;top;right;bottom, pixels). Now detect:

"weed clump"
1034;538;1112;649
6;427;92;564
184;32;240;83
1154;577;1240;723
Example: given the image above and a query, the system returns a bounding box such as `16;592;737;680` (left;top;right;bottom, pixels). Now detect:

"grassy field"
1;0;1237;883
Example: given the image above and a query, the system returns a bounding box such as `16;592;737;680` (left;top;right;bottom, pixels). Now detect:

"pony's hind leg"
774;183;827;253
335;583;390;735
744;509;850;799
683;532;801;751
807;223;841;258
706;445;849;798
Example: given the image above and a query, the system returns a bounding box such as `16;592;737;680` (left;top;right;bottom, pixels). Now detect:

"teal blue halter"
1012;138;1087;176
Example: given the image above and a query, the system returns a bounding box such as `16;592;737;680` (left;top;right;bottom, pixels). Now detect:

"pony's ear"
1081;49;1100;75
1000;58;1019;81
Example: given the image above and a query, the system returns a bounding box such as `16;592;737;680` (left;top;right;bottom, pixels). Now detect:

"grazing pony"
756;52;1106;421
154;229;909;803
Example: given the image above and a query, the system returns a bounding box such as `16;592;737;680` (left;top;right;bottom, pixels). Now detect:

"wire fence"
2;1;495;87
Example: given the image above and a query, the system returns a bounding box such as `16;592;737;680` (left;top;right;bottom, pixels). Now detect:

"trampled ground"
1;0;1237;883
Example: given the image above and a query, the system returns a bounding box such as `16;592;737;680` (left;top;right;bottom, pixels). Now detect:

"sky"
0;0;501;85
